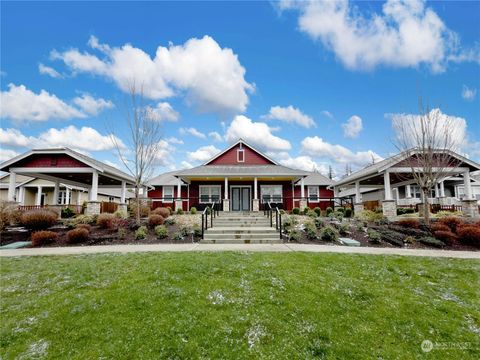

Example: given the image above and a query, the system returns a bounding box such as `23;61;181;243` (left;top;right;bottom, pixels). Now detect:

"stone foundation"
252;199;259;212
222;199;230;212
85;201;101;215
354;203;364;215
299;200;307;211
174;200;183;212
462;200;479;218
382;200;396;219
117;203;128;214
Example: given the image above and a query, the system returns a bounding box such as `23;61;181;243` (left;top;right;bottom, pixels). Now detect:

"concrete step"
213;220;270;224
211;223;272;228
215;216;268;220
206;227;278;234
200;239;283;244
203;233;281;240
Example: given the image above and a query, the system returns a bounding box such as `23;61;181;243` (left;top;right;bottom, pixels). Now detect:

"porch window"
163;186;174;202
261;185;282;203
410;186;422;199
57;190;70;205
199;185;221;203
308;186;319;202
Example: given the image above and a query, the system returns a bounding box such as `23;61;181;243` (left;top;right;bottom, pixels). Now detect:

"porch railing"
18;204;83;215
264;202;283;241
201;201;219;239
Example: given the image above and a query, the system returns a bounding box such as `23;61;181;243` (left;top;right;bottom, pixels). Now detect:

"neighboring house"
147;139;334;212
334;149;480;218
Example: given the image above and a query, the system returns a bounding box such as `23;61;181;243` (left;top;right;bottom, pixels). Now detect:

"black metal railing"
201;201;219;239
264;201;283;240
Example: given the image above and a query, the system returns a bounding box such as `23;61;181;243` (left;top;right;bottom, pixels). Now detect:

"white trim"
388;167;469;173
260;184;283;203
203;139;278;165
307;185;319;202
162;186;174;203
199;185;221;204
237;149;245;163
10;167;95;173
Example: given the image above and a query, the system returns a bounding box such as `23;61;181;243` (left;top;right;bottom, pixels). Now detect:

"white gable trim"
203;139;278;166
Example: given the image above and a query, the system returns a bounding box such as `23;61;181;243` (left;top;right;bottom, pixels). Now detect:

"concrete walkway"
1;243;479;259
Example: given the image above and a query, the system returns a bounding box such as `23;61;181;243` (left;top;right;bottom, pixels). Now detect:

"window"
410;186;422;199
199;186;221;203
162;186;174;203
108;196;115;202
237;149;245;163
308;186;319;202
57;190;70;205
261;185;282;203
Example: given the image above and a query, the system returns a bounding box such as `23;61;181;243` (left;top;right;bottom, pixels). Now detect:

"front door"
231;187;251;211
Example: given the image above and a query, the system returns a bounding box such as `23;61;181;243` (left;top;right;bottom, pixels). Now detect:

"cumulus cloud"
180;160;194;169
38;63;62;78
73;94;114;116
280;0;478;72
0;128;32;148
153;139;175;167
264;105;315;128
0;149;19;162
187;145;220;162
50;35;254;114
0;84;85;121
225;115;291;151
301;136;382;167
179;127;206;139
279;155;329;173
209;131;223;142
321;110;334;119
462;85;477;101
166;137;184;145
146;102;179;122
341;115;363;138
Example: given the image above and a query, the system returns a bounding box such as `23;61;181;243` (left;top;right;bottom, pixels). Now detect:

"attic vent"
237;149;245;163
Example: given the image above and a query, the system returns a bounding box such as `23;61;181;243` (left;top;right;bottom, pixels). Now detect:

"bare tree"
392;101;461;224
109;83;163;223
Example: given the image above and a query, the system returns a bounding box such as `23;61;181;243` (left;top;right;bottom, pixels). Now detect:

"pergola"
334;149;480;218
0;148;136;214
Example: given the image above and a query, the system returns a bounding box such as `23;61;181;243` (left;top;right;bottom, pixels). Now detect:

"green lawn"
1;253;479;359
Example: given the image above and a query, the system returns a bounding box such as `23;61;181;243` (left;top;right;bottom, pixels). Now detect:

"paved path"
1;243;479;259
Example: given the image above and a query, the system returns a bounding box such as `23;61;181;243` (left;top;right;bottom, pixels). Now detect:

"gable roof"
203;139;278;165
295;172;335;186
148;170;186;186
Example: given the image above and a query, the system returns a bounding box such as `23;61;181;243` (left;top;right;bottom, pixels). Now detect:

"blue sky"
1;0;479;178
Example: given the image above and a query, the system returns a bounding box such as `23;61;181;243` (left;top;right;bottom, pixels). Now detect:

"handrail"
201;201;217;239
264;201;283;241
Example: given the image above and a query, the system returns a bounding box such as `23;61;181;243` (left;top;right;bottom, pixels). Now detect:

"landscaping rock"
339;238;360;247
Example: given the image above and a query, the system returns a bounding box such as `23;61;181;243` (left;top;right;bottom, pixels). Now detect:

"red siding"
16;154;88;168
207;143;275;166
293;186;334;210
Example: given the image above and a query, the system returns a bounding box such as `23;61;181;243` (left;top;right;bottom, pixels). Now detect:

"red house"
148;139;334;212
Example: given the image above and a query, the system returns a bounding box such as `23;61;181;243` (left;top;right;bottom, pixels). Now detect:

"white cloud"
186;145;220;162
264;105;315;128
180;160;194;169
462;85;477;101
280;0;477;72
51;35;254;114
225;115;291;151
321;110;333;119
145;102;179;122
0;128;32;147
38;63;62;78
279;155;329;173
388;108;467;152
166;137;184;145
179;127;206;139
73;94;114;116
0;149;19;162
153;139;175;167
0;84;85;121
341;115;363;138
301;136;382;167
209;131;223;142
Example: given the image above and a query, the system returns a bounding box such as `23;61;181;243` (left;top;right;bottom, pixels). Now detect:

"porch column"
252;177;259;211
19;186;25;205
53;181;60;205
406;184;412;198
76;191;81;205
175;179;183;211
120;181;127;203
461;169;478;218
223;177;230;212
66;187;70;205
299;177;307;210
7;171;16;202
394;188;400;202
353;180;364;214
434;183;439;198
439;181;445;197
36;186;42;206
382;170;396;219
86;171;100;215
463;170;472;200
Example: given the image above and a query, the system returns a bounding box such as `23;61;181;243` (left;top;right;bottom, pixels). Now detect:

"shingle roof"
148;170;185;186
296;172;335;186
175;165;309;177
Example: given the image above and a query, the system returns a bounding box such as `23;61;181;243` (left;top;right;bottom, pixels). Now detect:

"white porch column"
254;177;258;199
223;177;230;212
53;181;60;205
89;171;98;201
175;179;183;211
76;191;81;205
7;171;16;202
406;184;412;198
434;183;439;198
120;181;127;203
300;178;305;198
463;170;472;199
19;186;25;205
440;181;445;197
252;177;259;211
36;186;42;205
224;177;228;199
394;188;400;202
383;170;392;200
66;187;70;205
355;181;361;204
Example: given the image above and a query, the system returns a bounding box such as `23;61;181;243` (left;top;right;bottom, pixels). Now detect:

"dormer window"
237;149;245;163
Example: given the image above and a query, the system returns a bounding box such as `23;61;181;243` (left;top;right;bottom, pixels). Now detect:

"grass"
1;252;479;359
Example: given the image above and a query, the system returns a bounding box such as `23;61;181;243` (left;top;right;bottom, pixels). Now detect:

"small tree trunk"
422;188;430;225
135;186;140;224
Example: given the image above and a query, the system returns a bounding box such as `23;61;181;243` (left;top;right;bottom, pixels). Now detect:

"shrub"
333;211;344;221
31;231;58;246
66;228;89;244
355;210;386;224
313;207;321;216
193;225;202;238
397;207;415;216
73;215;96;225
292;207;300;215
176;208;184;215
457;225;480;246
436;210;463;218
61;207;75;219
164;217;175;226
96;213;116;229
129;201;150;218
154;225;168;239
336;207;345;214
135;226;148;240
344;208;352;218
20;209;57;230
376;229;404;247
419;236;445;248
304;222;317;240
433;230;458;245
152;207;170;218
148;214;164;227
0;201;22;230
339;223;350;236
172;232;184;241
113;209;129;219
396;218;420;229
430;223;451;233
190;207;197;215
404;236;415;244
288;229;301;242
307;210;317;218
320;226;339;242
326;207;333;216
303;207;310;215
314;217;325;229
367;229;381;244
75;223;91;232
118;227;127;239
438;216;464;233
